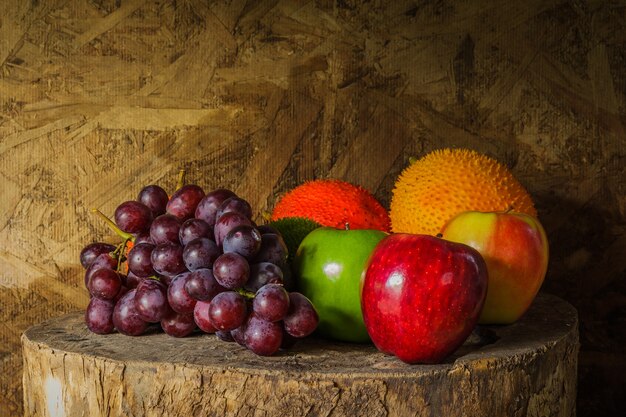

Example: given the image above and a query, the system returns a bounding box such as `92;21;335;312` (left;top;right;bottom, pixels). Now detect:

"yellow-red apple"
440;211;549;324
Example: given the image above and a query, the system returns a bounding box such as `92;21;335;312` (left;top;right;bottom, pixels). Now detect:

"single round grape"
251;233;288;266
256;224;280;236
184;268;224;301
212;252;250;290
151;242;186;277
124;271;144;289
253;284;290;322
179;218;212;246
138;184;169;217
85;297;115;334
84;253;119;288
193;300;217;333
182;237;220;271
215;330;235;342
80;242;116;269
88;268;123;300
166;184;205;220
112;289;148;336
161;311;196;337
222;225;262;260
216;197;252;222
127;242;156;277
208;291;247;331
245;262;284;292
114;285;130;302
283;292;319;338
114;201;153;234
214;211;253;247
244;314;283;356
167;272;197;314
134;279;170;323
150;214;183;245
195;189;237;226
133;232;154;245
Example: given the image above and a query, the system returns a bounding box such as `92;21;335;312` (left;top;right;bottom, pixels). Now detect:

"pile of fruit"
81;179;318;356
80;148;549;364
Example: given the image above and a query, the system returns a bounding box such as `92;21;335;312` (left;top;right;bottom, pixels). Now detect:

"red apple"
440;210;549;324
361;234;488;364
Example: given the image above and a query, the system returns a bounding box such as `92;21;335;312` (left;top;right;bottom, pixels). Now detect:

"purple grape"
184;268;224;301
253;284;290;322
179;218;212;246
222;225;262;260
231;321;248;347
166;184;205;220
208;291;247;331
88;268;123;300
216;197;252;222
85;297;115;334
112;289;148;336
214;211;253;247
84;252;119;287
133;232;154;245
138;184;169;217
283;292;319;338
212;252;250;290
134;279;170;323
161;311;196;337
151;242;186;277
127;243;156;277
80;242;116;269
182;238;220;271
150;214;183;245
125;271;144;289
244;314;283;356
245;262;284;292
194;301;217;333
114;201;153;234
257;225;280;235
216;330;235;342
195;189;237;226
251;233;288;266
167;272;197;314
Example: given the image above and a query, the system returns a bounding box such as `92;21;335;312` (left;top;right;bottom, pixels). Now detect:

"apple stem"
436;233;443;238
345;222;350;231
176;169;186;190
505;205;514;214
91;208;134;241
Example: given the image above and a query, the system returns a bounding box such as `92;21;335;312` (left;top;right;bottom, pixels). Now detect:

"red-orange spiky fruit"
271;180;390;232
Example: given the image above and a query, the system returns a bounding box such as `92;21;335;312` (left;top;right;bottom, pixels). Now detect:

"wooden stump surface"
21;293;578;417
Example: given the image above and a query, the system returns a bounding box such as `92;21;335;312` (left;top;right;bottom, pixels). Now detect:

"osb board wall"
0;0;625;415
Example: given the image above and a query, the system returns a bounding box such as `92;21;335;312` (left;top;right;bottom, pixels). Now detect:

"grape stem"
90;208;134;241
116;238;131;273
236;288;256;300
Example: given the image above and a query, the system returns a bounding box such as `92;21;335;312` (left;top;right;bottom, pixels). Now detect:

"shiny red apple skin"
440;211;549;324
361;234;488;364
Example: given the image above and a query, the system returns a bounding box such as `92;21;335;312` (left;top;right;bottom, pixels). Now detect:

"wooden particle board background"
1;0;625;415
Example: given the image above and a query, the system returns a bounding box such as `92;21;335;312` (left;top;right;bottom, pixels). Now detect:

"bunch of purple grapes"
81;182;319;356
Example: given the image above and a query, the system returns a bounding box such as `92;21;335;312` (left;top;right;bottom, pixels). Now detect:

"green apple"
293;227;387;342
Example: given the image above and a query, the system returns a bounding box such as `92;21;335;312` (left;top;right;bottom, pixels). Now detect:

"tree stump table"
22;293;578;417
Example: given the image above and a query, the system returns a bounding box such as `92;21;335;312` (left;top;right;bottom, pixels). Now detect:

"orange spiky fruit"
271;179;390;232
390;149;537;236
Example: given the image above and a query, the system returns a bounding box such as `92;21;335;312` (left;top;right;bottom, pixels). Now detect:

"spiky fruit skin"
390;149;537;236
271;180;390;232
268;217;321;264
